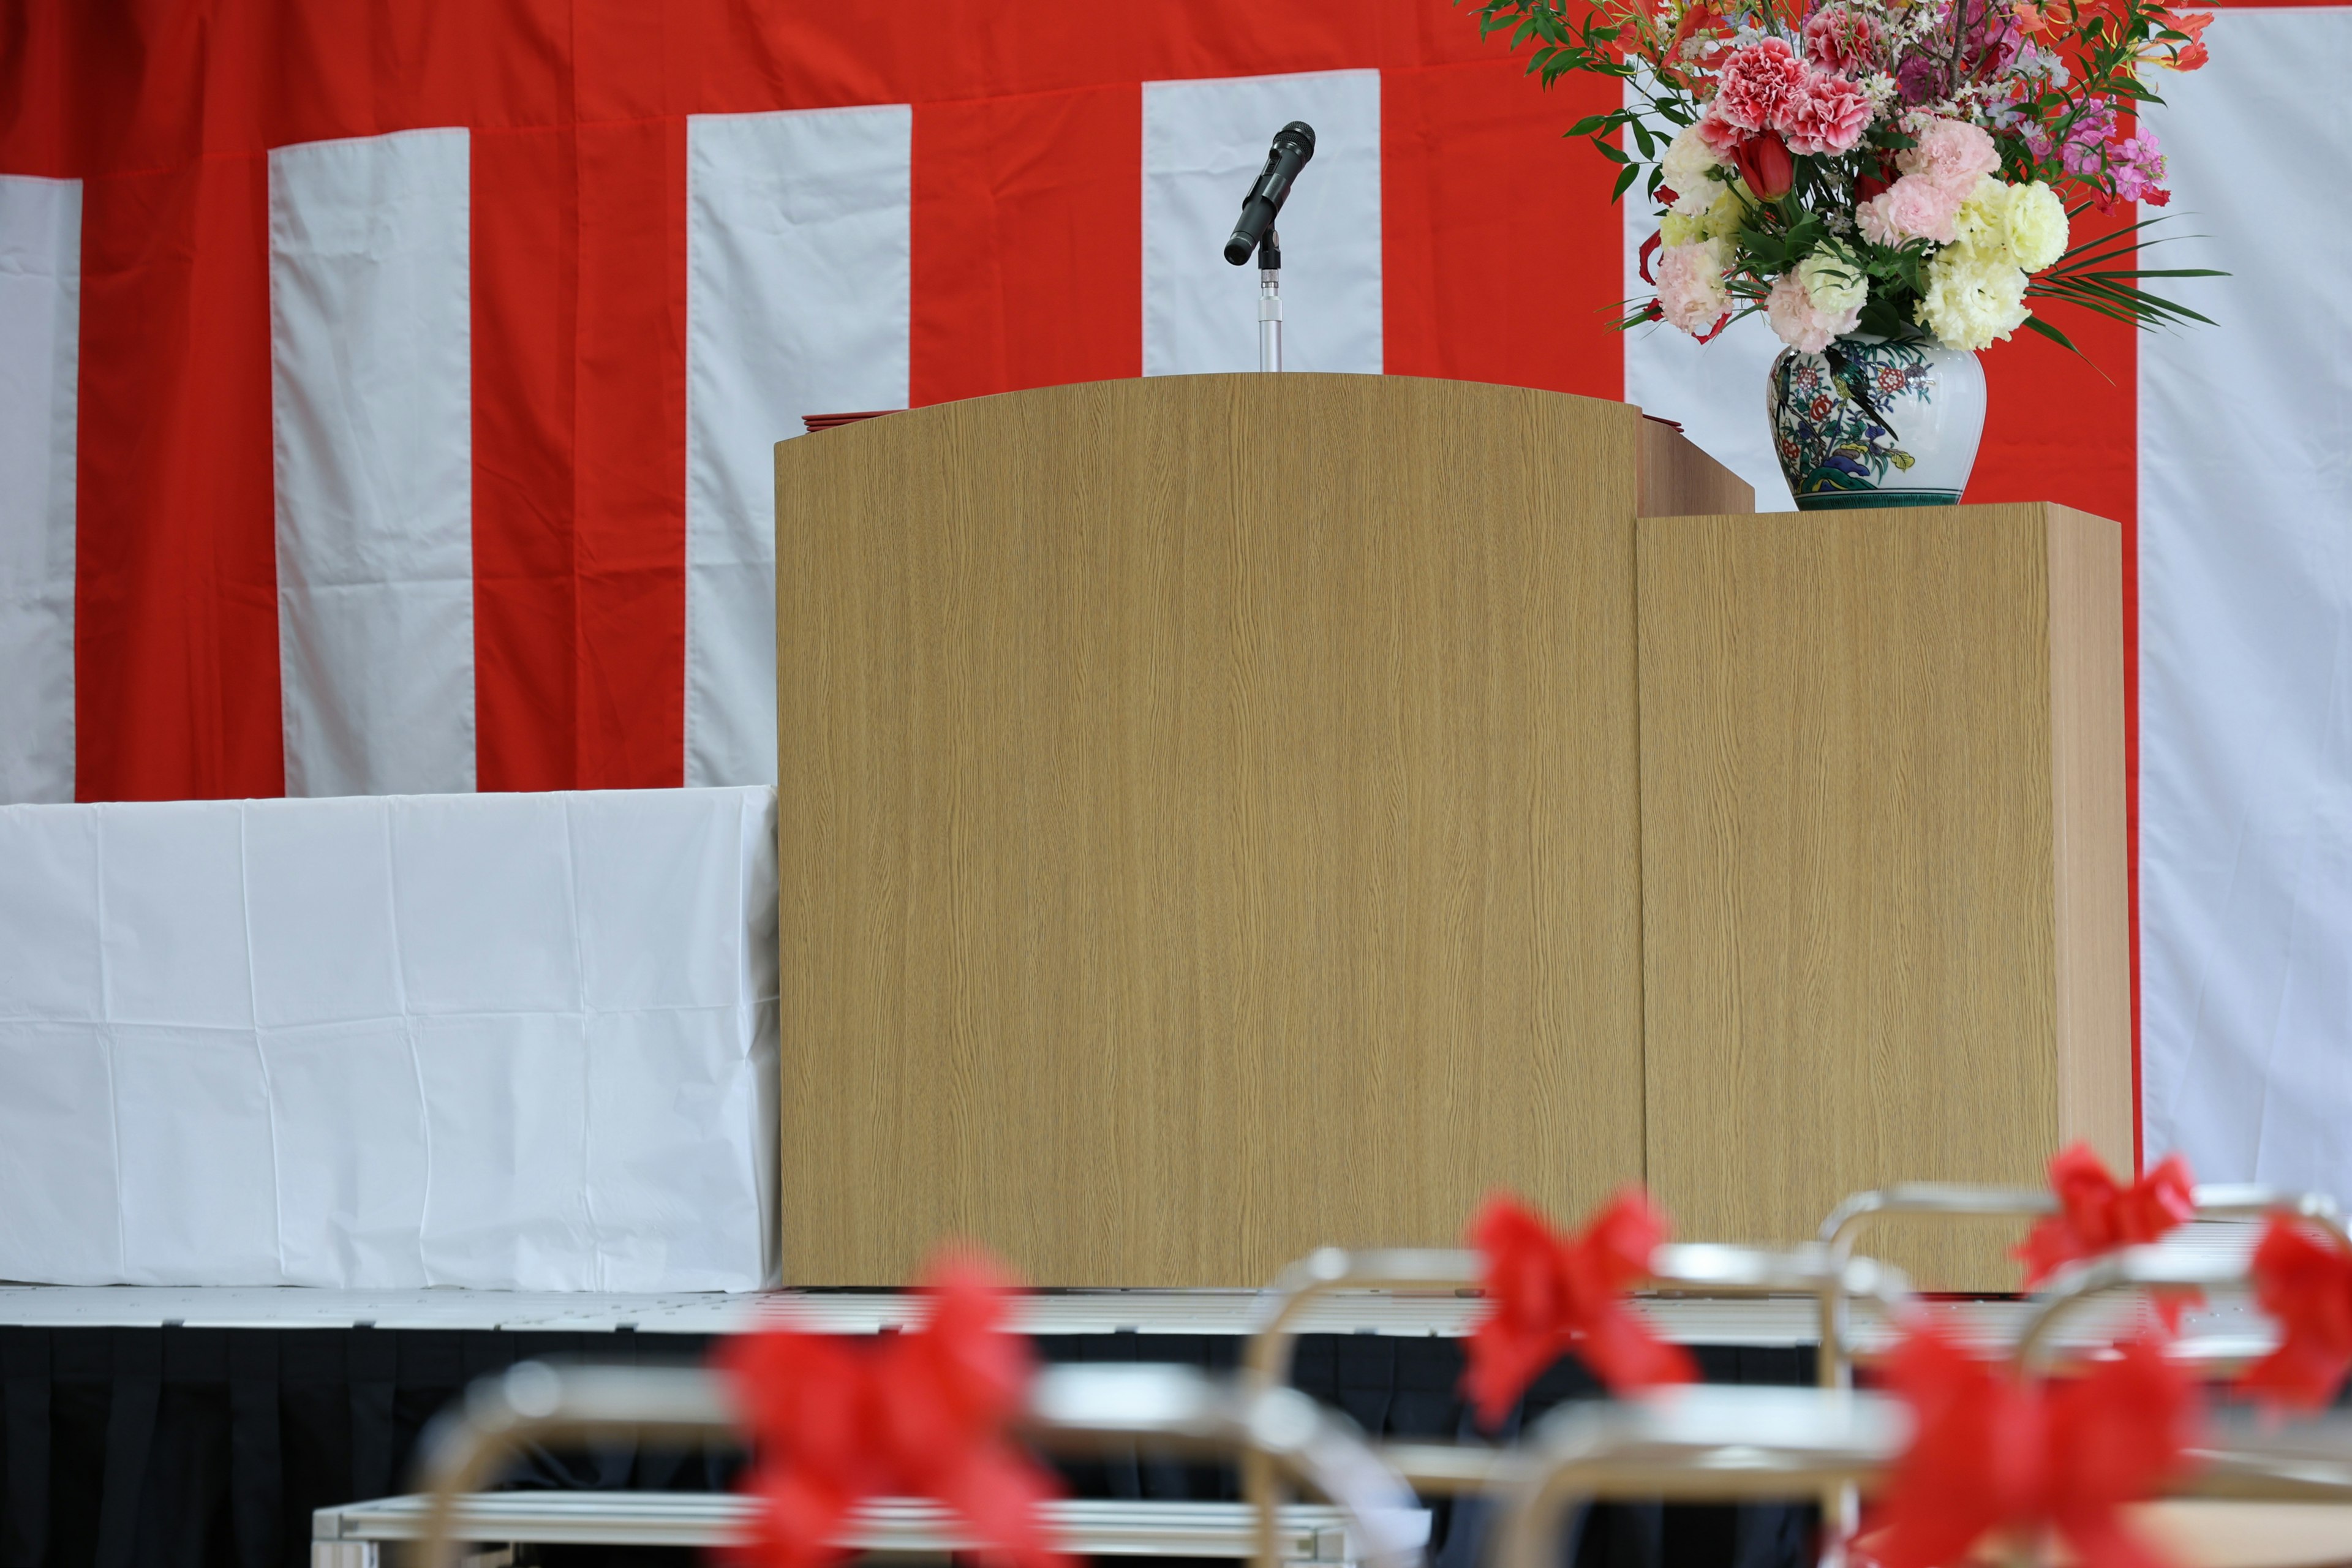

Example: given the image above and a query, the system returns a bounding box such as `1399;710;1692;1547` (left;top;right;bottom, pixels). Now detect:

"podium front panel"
775;374;1654;1286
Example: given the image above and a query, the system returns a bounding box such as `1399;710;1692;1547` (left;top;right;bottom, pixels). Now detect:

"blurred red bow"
2239;1213;2352;1412
718;1256;1069;1568
1461;1192;1695;1428
1868;1322;2199;1568
2017;1144;2196;1289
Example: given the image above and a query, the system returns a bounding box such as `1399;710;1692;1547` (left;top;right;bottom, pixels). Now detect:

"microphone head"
1224;231;1257;266
1275;121;1316;162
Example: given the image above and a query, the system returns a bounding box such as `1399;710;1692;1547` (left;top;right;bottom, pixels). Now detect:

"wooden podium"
774;375;2130;1291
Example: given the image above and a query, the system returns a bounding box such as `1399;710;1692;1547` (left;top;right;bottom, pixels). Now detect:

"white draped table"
0;787;777;1290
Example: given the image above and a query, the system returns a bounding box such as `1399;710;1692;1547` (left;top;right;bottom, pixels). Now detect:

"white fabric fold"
0;788;779;1290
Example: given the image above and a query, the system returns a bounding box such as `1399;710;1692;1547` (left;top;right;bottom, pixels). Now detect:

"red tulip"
1731;131;1795;200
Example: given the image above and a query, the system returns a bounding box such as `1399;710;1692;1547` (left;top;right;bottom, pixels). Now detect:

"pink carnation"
1779;70;1873;154
1856;173;1966;245
1765;271;1861;353
1802;6;1884;72
1697;103;1748;157
1897;116;2001;193
1713;39;1806;133
1656;241;1730;336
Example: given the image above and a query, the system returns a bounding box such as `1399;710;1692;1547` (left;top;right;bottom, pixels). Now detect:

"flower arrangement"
1464;0;2219;355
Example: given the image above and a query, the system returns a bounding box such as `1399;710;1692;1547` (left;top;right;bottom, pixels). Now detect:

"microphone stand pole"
1257;228;1282;372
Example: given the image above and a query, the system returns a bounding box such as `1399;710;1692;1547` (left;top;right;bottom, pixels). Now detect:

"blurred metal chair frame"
1237;1242;1915;1568
314;1494;1412;1568
394;1186;2352;1568
1815;1182;2348;1390
396;1357;2352;1568
1490;1384;2352;1568
404;1360;1428;1568
1806;1182;2351;1565
1242;1185;2351;1568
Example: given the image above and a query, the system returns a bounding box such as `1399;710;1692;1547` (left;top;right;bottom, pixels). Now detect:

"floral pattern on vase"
1767;335;1987;510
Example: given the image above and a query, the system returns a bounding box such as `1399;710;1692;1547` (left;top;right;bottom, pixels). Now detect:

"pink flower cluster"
1858;178;1961;244
2024;97;2119;179
2110;130;2168;203
1856;118;2000;244
1900;116;2005;187
1656;241;1730;334
1782;74;1874;154
1765;271;1862;352
2024;100;2169;205
1705;38;1873;157
1712;37;1805;131
1802;6;1884;72
1955;0;2029;77
1893;0;2027;102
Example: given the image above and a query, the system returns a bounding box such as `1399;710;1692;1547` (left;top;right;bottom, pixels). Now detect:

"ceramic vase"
1766;334;1986;510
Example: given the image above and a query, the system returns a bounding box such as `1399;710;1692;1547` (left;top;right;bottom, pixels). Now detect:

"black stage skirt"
0;1325;1815;1568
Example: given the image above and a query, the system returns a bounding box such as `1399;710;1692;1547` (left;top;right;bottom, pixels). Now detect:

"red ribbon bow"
718;1256;1070;1568
2239;1213;2352;1413
2016;1144;2196;1289
1868;1322;2200;1568
1461;1191;1695;1428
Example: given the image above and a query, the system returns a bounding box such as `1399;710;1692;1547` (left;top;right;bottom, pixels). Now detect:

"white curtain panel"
2138;8;2352;1198
1142;69;1384;377
0;786;778;1290
0;173;80;804
685;104;913;792
270;127;477;798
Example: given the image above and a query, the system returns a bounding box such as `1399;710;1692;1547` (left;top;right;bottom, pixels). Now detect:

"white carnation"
1659;189;1744;247
1702;187;1747;241
1660;124;1728;216
1951;176;2007;254
1952;178;2071;274
1796;245;1869;317
1917;244;2030;351
2000;179;2069;272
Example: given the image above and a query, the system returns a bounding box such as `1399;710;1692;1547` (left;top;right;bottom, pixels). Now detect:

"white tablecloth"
0;787;777;1290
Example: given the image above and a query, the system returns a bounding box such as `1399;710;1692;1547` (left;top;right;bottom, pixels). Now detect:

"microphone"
1223;121;1316;265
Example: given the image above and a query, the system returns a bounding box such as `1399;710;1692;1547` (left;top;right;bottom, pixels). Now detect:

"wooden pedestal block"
1635;503;2133;1289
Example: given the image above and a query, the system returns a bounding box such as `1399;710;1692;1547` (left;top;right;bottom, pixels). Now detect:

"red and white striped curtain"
2;2;2347;1194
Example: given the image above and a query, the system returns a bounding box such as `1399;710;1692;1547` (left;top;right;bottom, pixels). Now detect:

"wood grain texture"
1635;503;2132;1290
775;374;1651;1286
2046;505;2133;1172
1638;420;1756;518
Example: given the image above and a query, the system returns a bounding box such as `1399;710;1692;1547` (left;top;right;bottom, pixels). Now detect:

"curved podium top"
778;373;1751;539
771;375;1747;1287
